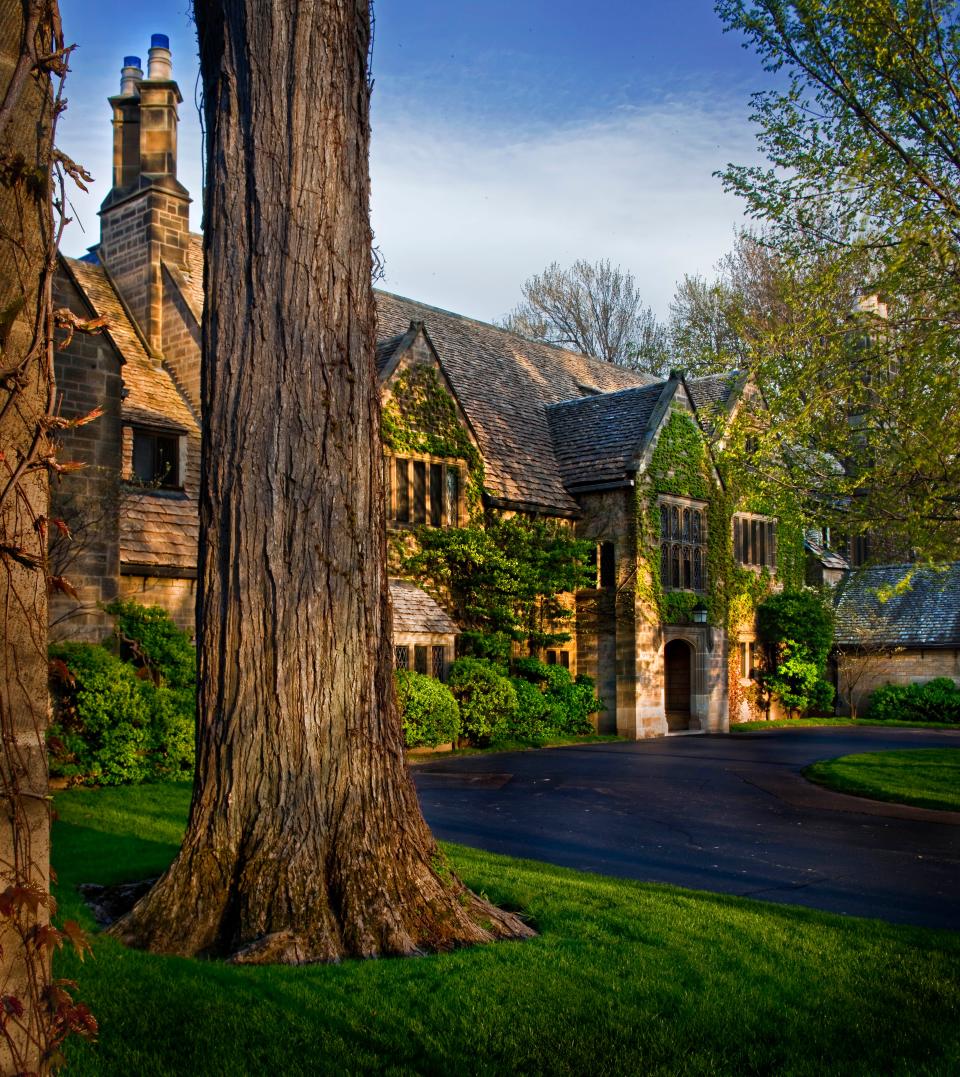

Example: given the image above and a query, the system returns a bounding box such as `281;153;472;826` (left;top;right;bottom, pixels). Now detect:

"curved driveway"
413;727;960;929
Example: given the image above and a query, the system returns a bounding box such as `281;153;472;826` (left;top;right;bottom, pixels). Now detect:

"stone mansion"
52;36;816;739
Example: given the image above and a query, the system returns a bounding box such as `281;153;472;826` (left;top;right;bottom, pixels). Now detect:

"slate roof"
120;491;199;571
389;579;459;636
834;563;960;648
62;256;198;434
687;371;743;439
545;382;667;490
375;291;656;514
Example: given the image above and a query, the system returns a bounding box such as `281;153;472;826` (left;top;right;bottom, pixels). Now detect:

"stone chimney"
99;34;191;353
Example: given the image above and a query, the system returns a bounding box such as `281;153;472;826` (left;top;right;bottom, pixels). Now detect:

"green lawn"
805;748;960;812
731;717;960;732
54;783;960;1076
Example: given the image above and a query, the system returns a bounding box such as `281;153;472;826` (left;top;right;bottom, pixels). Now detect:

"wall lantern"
691;601;709;624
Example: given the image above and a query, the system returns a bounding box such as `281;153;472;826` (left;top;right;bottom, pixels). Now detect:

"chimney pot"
147;34;172;80
120;56;142;96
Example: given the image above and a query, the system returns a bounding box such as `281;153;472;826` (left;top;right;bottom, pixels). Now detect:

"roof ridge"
546;379;667;410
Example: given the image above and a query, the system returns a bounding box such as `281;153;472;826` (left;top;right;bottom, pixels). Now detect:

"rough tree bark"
1;1;55;1069
109;0;533;963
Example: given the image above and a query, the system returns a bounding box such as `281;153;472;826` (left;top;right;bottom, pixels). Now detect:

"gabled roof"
61;256;197;434
805;531;850;571
545;382;667;490
834;563;960;649
375;292;656;515
389;579;459;636
687;370;745;440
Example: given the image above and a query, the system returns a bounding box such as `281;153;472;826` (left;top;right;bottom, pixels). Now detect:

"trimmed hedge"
510;658;601;738
395;670;460;747
448;658;518;745
868;678;960;724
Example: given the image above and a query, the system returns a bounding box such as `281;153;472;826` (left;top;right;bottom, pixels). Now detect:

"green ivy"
381;364;484;516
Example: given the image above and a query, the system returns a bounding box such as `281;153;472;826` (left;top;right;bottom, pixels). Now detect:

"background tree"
501;258;669;374
110;0;532;963
717;0;960;560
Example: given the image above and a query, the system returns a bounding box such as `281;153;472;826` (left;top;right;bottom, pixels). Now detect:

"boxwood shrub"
49;641;194;784
447;657;518;745
395;669;460;748
868;677;960;724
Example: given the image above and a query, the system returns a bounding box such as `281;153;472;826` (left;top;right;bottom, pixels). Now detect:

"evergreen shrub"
395;670;461;747
756;590;835;716
447;657;517;745
868;678;960;724
509;658;601;737
49;642;194;784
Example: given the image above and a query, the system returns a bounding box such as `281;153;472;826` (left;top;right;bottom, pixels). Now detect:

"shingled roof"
62;256;198;435
834;563;960;649
389;579;459;636
375;291;656;514
546;382;667;490
687;371;744;439
120;490;199;571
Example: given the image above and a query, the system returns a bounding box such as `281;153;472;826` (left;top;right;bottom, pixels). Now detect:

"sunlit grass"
805;748;960;812
54;783;960;1076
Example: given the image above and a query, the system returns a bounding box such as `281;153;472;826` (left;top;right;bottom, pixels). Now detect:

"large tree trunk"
0;0;55;1068
110;0;532;963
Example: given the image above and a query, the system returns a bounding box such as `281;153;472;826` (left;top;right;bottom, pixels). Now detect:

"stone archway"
664;638;694;731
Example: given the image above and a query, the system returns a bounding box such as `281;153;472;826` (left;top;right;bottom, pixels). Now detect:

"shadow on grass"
53;784;960;1077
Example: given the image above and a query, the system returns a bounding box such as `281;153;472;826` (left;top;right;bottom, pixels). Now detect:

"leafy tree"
756;590;835;716
110;0;531;963
501;259;669;373
402;513;595;657
716;0;960;559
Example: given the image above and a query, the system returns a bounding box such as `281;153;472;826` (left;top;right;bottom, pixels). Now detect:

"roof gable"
61;256;197;434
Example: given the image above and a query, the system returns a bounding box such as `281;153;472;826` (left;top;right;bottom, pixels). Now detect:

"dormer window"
658;496;707;592
386;455;462;528
132;428;181;489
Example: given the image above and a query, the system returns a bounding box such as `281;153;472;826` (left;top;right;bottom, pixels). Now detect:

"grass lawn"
54;783;960;1076
731;717;960;732
805;748;960;812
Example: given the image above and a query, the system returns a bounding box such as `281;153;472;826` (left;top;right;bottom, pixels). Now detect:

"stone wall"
49;271;124;640
119;572;196;635
161;264;201;415
836;647;960;714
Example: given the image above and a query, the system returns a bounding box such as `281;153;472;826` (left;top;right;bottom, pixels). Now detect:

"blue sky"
57;2;767;320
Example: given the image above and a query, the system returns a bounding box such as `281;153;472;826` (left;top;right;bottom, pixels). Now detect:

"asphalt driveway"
413;727;960;930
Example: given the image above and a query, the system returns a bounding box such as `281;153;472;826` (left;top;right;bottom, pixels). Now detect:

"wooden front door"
664;640;692;731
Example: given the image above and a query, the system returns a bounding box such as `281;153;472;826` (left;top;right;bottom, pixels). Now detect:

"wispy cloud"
371;96;760;322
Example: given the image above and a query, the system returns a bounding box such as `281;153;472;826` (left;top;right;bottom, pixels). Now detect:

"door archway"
664;639;693;731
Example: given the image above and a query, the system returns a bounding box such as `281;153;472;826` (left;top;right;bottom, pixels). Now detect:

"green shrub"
49;642;194;785
395;670;460;747
508;678;553;743
507;659;601;738
105;600;196;688
448;658;517;745
869;678;960;724
757;591;835;716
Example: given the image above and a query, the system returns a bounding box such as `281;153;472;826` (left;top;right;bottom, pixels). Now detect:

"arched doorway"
664;639;693;731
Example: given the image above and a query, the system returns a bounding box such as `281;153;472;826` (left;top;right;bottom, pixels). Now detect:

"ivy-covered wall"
633;406;806;722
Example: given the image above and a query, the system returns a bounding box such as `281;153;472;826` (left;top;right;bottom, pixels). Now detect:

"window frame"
733;512;778;571
385;452;465;530
129;426;183;490
658;495;708;594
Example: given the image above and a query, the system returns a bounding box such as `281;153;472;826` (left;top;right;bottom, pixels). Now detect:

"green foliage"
105;600;196;689
49;642;194;785
717;0;960;558
756;590;836;716
447;658;518;745
394;670;461;747
508;658;601;740
757;590;834;667
404;513;594;655
868;678;960;725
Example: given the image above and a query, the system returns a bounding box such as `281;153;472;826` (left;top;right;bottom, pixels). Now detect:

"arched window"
682;509;691;542
661;541;670;584
682;548;691;589
692;510;702;545
693;548;703;591
671;506;681;540
658;496;708;596
671;544;681;589
660;504;670;540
